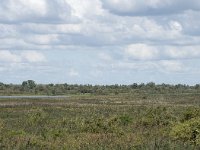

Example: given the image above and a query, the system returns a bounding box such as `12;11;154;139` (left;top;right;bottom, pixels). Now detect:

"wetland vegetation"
0;81;200;149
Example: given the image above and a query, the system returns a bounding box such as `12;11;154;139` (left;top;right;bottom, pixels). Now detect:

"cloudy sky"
1;0;200;85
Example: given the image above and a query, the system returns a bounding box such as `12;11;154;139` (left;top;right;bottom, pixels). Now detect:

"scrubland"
0;91;200;149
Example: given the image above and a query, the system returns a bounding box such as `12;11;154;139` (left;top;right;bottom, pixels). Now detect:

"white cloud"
24;34;59;45
0;51;21;62
124;44;200;61
0;0;200;84
0;2;195;50
0;0;199;50
125;44;159;60
159;60;185;72
110;61;157;71
66;0;104;19
165;46;200;59
137;19;182;41
94;58;186;73
0;0;72;23
101;0;200;16
180;10;200;36
19;23;81;35
169;21;183;32
0;50;46;63
21;51;46;62
0;24;17;38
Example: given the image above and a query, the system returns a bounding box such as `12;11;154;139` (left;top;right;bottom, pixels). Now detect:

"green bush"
170;118;200;146
181;108;200;122
26;109;47;126
118;114;133;126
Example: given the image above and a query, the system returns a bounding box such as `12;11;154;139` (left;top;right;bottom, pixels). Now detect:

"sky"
1;0;200;85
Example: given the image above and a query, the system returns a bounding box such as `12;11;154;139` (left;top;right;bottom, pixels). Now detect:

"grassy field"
0;93;200;149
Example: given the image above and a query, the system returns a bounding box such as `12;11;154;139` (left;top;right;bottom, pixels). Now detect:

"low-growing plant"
170;118;200;148
26;109;47;126
0;118;4;132
0;94;200;149
181;108;200;122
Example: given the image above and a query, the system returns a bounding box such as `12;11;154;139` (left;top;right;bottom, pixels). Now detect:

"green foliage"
118;114;133;126
0;118;4;133
22;80;36;89
181;108;200;122
170;118;200;146
1;81;200;97
26;109;47;125
0;102;197;149
139;107;174;127
0;89;200;149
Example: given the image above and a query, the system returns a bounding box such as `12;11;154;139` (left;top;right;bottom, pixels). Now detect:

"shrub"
181;108;200;122
118;114;133;126
170;118;200;146
27;109;47;126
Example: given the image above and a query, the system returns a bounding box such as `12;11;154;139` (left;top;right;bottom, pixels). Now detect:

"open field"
0;93;200;150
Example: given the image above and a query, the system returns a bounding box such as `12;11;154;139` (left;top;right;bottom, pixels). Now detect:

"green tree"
22;80;36;89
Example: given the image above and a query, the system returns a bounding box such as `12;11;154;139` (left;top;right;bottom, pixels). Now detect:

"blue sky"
1;0;200;85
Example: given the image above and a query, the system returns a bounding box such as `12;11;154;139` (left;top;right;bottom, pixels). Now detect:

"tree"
146;82;156;88
130;83;138;89
0;82;5;90
27;80;36;89
22;80;36;89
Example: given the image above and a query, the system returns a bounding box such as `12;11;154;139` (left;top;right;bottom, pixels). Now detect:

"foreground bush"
170;118;200;148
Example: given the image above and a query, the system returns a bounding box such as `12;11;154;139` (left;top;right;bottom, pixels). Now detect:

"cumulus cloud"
169;21;183;32
101;0;200;16
165;46;200;59
110;61;157;71
0;50;46;63
125;44;159;60
95;58;185;73
0;0;200;84
159;60;185;72
0;0;197;50
124;44;200;60
24;34;59;45
0;51;21;62
21;51;46;62
66;0;104;19
0;0;72;23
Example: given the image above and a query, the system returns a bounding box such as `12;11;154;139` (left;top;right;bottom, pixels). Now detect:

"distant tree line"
0;80;200;95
